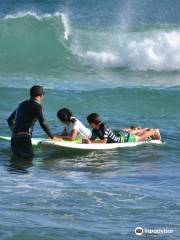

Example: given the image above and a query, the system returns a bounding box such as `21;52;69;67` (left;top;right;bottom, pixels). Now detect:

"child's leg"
123;128;148;135
136;129;161;141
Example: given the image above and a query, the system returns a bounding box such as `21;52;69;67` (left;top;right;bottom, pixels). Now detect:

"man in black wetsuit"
7;85;56;158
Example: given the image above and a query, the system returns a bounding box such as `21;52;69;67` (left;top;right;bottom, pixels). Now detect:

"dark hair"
57;108;75;123
87;113;101;125
30;85;44;98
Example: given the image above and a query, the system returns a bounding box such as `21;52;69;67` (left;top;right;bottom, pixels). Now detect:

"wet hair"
87;113;101;125
30;85;44;98
130;126;142;130
57;108;76;123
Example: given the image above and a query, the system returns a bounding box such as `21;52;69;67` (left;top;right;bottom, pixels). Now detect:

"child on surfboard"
84;113;161;144
55;108;92;141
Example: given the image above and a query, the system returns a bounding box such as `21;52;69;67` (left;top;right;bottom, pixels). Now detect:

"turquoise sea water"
0;1;180;239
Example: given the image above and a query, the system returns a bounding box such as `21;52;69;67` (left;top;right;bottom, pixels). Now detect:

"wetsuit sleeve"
35;105;54;139
7;110;16;131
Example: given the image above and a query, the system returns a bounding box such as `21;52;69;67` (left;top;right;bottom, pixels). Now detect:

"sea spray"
81;31;180;71
60;13;71;40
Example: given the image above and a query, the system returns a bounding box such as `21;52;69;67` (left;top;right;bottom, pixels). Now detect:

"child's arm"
85;125;109;144
58;129;78;141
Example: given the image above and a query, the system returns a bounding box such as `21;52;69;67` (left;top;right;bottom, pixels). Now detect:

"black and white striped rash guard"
90;123;120;143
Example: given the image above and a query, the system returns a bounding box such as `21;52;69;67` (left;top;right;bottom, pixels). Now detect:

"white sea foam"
72;30;180;71
3;11;61;20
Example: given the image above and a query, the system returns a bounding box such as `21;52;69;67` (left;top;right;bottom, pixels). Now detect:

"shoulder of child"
100;122;109;130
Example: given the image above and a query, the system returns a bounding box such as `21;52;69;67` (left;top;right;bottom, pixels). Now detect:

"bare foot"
155;129;161;140
151;129;161;140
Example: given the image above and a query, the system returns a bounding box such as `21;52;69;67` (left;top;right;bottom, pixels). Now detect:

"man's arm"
7;110;16;131
35;105;54;139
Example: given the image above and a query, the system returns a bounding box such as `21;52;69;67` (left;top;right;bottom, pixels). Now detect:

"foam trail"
3;11;65;21
4;11;41;20
3;11;57;20
60;13;71;40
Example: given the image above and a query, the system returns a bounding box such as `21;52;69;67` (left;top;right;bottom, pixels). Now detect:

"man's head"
87;113;101;129
30;85;44;101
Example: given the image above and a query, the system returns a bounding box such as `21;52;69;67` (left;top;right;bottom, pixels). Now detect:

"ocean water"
0;1;180;239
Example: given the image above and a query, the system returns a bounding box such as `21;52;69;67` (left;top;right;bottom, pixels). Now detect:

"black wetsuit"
90;123;120;143
7;99;53;158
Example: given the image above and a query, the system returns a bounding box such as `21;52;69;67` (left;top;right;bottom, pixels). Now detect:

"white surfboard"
0;135;162;150
0;136;44;146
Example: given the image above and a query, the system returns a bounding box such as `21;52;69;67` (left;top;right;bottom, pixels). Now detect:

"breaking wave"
1;11;180;76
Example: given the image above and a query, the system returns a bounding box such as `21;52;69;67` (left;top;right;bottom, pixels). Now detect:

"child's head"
87;113;101;129
57;108;73;124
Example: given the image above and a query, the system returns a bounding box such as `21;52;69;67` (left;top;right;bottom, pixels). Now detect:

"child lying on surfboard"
55;108;92;141
84;113;161;144
123;126;154;136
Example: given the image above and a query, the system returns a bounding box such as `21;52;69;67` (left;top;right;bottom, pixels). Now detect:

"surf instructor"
7;85;56;158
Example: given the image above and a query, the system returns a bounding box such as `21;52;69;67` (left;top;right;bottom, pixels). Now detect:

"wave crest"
1;11;180;72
